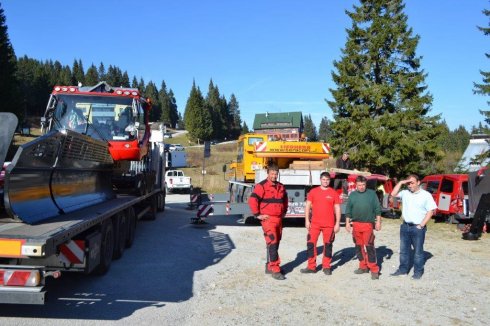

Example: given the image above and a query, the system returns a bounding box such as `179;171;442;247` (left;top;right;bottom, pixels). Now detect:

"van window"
426;181;440;194
462;181;468;195
440;179;454;193
366;179;377;190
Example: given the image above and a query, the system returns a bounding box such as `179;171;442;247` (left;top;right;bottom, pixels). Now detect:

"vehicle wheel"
113;213;127;260
447;214;458;224
157;191;165;212
93;219;114;275
125;207;137;248
146;195;158;220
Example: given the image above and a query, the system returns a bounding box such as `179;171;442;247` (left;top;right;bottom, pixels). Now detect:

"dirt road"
1;196;488;325
186;207;490;325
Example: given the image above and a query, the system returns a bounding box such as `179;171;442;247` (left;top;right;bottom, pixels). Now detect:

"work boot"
322;268;332;275
354;268;369;274
265;264;272;274
371;272;380;280
300;268;316;274
271;272;285;280
411;273;423;280
390;270;407;276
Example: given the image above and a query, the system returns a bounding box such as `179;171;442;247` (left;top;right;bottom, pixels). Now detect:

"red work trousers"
306;224;335;270
352;222;379;273
261;216;283;273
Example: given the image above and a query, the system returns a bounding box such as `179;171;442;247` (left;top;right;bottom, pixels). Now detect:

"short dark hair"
355;175;367;183
407;174;420;181
320;171;331;179
267;164;279;172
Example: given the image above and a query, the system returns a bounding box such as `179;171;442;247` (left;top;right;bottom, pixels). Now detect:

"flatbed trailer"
0;188;165;304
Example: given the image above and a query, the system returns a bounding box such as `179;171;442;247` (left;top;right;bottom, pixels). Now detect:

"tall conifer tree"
303;114;318;141
228;94;241;138
328;0;442;177
184;82;212;141
473;5;490;161
318;116;333;142
0;3;20;116
85;64;99;85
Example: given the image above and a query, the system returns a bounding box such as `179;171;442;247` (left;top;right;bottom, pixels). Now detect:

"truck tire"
146;194;158;220
125;206;137;248
93;219;114;275
113;212;127;260
157;191;165;212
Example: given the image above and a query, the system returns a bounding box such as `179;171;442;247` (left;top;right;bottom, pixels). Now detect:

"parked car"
165;169;191;193
169;144;184;151
420;174;468;223
163;133;172;139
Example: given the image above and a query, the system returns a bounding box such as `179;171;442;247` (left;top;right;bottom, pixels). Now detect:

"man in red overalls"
248;164;289;280
301;172;341;275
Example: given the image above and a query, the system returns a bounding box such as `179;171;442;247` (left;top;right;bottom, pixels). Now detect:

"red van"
420;174;468;223
340;173;399;217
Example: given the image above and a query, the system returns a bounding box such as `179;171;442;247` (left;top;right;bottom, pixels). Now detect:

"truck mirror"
222;164;227;173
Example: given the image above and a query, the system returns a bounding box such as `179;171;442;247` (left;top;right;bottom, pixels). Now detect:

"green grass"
181;142;237;194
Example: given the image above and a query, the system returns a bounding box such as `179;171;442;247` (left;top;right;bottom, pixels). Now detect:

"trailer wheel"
94;219;114;275
113;212;127;259
146;194;158;220
125;207;137;248
157;191;165;212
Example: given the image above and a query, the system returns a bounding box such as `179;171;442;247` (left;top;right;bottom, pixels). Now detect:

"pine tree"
228;94;242;139
473;5;490;162
159;80;172;127
318;116;333;142
177;111;184;129
144;81;160;122
327;0;443;177
206;79;225;140
241;121;249;134
184;82;213;141
474;7;490;102
158;81;179;128
98;62;106;81
71;59;84;85
121;71;130;87
0;3;20;117
85;64;99;85
168;89;179;128
59;65;72;85
131;76;138;88
138;78;145;91
303;114;318;141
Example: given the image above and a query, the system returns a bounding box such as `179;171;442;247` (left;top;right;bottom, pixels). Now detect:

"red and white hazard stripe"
0;269;41;287
255;142;267;152
191;194;199;203
322;143;331;154
59;240;85;265
197;204;214;218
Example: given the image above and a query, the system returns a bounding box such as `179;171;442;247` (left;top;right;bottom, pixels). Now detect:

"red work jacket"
248;179;288;217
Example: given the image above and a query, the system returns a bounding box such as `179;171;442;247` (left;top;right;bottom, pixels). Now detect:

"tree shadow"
0;206;235;320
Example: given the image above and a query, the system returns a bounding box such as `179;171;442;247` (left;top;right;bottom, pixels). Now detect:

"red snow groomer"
46;82;152;161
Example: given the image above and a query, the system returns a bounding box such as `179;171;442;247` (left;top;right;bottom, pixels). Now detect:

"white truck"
165;169;192;193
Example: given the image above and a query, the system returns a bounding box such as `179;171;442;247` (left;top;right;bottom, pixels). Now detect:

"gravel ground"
177;207;490;326
1;196;488;326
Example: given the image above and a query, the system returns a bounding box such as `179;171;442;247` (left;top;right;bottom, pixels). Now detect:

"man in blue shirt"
390;174;437;280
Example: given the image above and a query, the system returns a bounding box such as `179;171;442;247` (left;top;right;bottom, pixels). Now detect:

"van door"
438;177;455;213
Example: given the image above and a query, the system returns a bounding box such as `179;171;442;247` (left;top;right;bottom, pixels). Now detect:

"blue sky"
2;0;489;131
